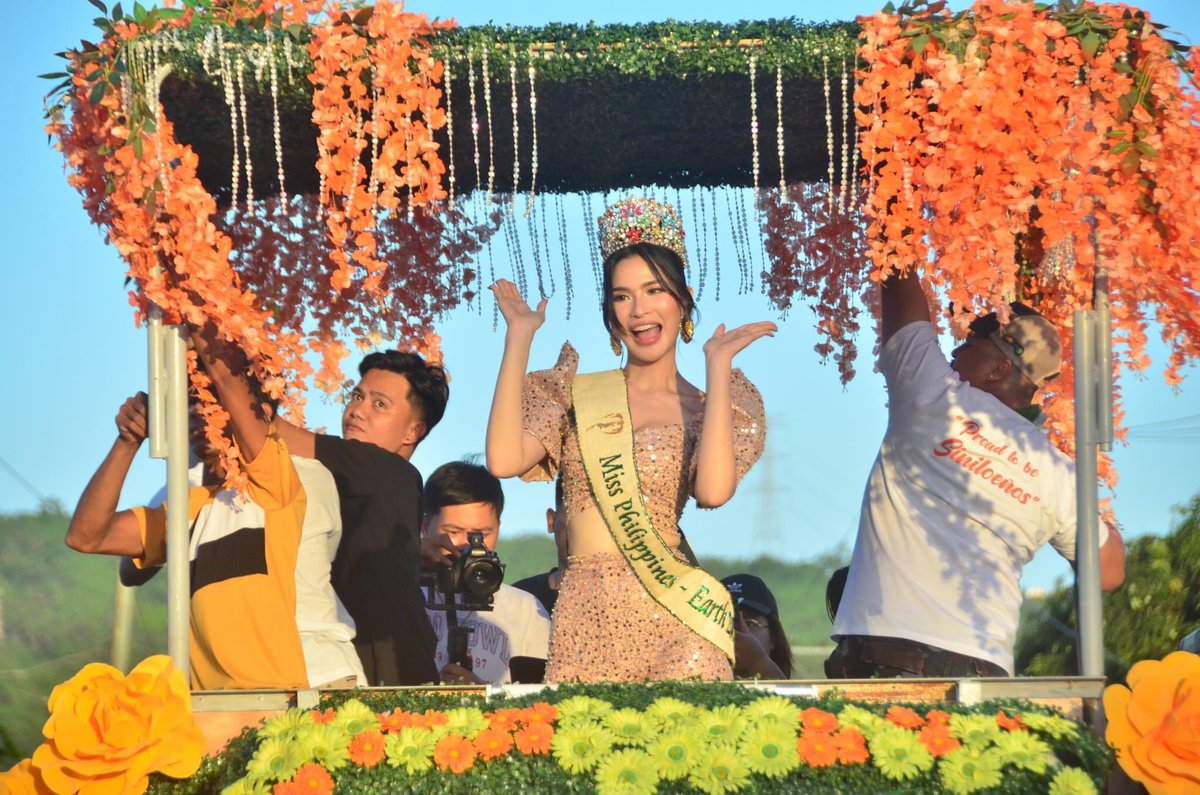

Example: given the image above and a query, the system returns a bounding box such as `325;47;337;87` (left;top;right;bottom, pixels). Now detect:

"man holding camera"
422;461;551;684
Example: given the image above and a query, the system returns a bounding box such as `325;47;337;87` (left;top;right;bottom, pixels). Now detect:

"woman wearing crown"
485;198;775;682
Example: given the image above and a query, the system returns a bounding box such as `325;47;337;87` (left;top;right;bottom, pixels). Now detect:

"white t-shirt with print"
427;583;551;684
833;321;1099;674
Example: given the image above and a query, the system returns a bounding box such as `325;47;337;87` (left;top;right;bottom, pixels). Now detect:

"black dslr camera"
421;532;506;671
423;531;505;612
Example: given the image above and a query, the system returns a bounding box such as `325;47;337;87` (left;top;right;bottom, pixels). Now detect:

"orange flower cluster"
856;0;1200;484
47;0;493;481
308;1;452;299
273;762;334;795
796;707;869;767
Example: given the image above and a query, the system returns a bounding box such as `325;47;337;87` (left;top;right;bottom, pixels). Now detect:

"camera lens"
462;559;503;598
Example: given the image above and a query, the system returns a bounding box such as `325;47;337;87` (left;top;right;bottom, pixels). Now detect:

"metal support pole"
1073;310;1105;679
147;306;168;459
163;325;191;679
1095;271;1114;452
111;572;135;672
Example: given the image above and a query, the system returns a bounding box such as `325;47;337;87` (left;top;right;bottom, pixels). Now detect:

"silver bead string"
776;60;786;195
848;51;862;213
444;58;456;213
482;44;495;197
554;193;573;319
467;49;481;200
582;192;602;293
823;54;834;213
266;28;287;211
838;57;851;214
509;58;520;216
235;54;252;206
526;63;539;218
749;54;760;195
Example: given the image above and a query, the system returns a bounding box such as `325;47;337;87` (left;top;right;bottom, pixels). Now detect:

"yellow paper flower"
1048;766;1100;795
1104;650;1200;794
604;708;650;747
938;746;1003;793
644;698;696;733
594;748;660;795
384;728;436;774
868;724;934;781
743;696;802;728
645;730;696;781
687;745;751;794
552;723;614;775
738;723;800;778
30;655;204;795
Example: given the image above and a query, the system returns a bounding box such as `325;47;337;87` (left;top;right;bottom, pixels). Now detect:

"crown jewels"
597;197;688;266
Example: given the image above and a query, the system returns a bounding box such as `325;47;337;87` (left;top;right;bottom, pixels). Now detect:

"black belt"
835;635;1009;678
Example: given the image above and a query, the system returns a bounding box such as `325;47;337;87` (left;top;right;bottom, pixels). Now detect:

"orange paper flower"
887;706;925;729
311;708;337;725
523;702;559;726
30;655;204;795
485;709;521;732
797;731;840;768
834;728;870;766
473;728;514;761
348;730;387;768
514;724;553;756
919;724;961;758
291;762;334;794
996;710;1025;732
433;735;476;774
1104;651;1200;794
800;707;839;734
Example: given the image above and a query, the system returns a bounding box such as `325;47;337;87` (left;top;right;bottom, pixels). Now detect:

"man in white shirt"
827;268;1126;678
422;461;551;684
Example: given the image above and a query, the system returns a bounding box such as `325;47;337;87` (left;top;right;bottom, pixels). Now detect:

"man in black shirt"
512;476;568;616
193;328;448;686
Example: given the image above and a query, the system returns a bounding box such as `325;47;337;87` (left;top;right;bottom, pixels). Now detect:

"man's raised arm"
190;324;315;459
880;266;932;348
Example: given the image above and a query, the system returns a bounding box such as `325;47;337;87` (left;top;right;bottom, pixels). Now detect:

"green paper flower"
334;699;378;737
949;714;1002;748
1021;712;1080;740
557;695;615;726
385;727;436;774
687;745;751;794
645;697;696;733
838;704;886;735
219;777;271;795
595;748;660;795
245;736;302;784
604;708;651;746
302;723;351;771
738;722;800;778
938;746;1004;793
697;704;747;747
443;707;488;740
868;725;934;781
259;708;315;742
992;730;1051;774
742;695;802;727
552;723;615;775
1048;766;1099;795
646;730;697;781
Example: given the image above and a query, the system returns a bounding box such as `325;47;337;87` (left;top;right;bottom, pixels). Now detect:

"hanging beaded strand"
776;60;786;196
710;186;721;301
444;58;456;213
235;54;253;207
482;44;496;197
554;193;573;319
467;49;481;201
582;192;602;293
838;56;851;215
823;54;834;213
266;28;288;212
526;62;539;218
749;53;760;196
219;29;241;208
509;58;519;216
848;50;863;213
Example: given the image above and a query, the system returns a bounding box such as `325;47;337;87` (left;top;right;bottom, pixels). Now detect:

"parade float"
7;0;1200;791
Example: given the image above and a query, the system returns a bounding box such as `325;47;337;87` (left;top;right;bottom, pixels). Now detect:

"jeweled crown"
597;197;688;266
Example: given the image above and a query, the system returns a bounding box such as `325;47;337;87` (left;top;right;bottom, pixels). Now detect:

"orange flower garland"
46;0;472;479
855;0;1200;485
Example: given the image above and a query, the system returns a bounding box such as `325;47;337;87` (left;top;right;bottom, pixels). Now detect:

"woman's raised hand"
490;279;547;338
703;321;777;365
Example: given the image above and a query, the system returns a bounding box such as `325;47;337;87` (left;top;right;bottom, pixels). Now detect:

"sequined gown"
521;343;766;682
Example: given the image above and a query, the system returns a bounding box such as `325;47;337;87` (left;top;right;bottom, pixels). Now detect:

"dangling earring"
611;336;623;357
681;317;695;343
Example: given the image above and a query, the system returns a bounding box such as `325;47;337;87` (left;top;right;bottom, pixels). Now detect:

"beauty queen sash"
572;369;735;663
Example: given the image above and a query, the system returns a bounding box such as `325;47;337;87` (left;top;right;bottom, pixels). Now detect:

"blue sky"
2;0;1197;593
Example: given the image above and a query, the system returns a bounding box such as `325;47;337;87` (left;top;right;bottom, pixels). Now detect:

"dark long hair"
600;243;696;336
767;615;793;678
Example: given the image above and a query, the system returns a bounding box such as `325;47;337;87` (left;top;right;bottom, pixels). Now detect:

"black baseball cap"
720;573;779;618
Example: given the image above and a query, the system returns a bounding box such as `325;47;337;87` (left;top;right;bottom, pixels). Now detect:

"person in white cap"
826;267;1126;679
